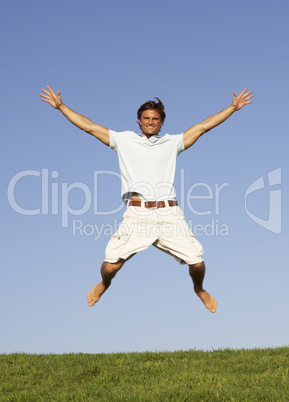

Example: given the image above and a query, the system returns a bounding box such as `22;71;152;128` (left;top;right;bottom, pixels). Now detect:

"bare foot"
87;282;107;306
195;290;217;313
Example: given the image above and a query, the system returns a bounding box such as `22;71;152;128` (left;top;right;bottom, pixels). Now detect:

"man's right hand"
39;85;110;146
39;85;62;109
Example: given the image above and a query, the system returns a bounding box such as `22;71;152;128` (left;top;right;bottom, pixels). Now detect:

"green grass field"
1;347;288;401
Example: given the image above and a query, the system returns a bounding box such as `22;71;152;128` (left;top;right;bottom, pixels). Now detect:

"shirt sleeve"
109;129;118;152
177;133;185;155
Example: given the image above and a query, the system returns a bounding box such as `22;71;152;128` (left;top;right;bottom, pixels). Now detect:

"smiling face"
138;109;164;138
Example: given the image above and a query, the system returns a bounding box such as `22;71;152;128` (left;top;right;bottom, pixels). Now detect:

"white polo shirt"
109;130;184;202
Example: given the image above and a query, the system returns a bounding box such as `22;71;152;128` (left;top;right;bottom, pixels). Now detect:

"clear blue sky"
1;0;288;354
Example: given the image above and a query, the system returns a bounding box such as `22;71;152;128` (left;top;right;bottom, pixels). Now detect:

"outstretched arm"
183;88;253;150
39;85;110;146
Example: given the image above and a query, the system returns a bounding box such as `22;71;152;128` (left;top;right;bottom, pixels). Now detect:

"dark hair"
137;97;166;128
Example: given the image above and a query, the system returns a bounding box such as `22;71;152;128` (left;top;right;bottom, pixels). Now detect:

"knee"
189;261;204;270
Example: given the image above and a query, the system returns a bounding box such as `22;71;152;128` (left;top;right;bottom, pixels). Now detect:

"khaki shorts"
105;205;203;265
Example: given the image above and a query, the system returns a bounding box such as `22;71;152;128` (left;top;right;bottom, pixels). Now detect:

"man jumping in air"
40;86;253;313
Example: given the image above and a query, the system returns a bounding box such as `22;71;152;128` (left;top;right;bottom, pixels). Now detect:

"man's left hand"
232;88;253;111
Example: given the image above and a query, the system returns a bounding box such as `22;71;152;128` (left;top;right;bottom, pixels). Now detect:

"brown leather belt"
128;200;178;208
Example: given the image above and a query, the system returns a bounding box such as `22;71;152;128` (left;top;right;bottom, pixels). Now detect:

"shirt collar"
138;133;161;142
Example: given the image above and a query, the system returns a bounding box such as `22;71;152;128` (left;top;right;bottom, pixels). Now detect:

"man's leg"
189;262;217;313
87;259;125;306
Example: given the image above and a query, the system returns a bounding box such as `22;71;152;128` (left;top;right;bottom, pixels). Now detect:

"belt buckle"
146;201;158;209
